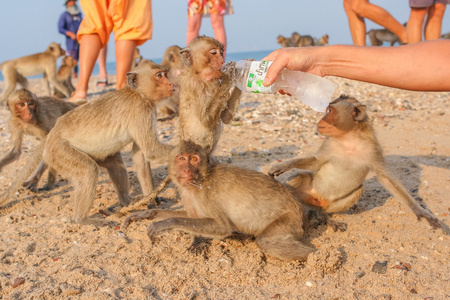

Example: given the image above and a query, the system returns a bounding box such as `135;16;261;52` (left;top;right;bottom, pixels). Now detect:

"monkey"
120;37;241;212
367;24;406;46
276;35;296;48
314;34;329;46
441;32;450;39
53;56;76;99
0;60;175;226
178;36;241;164
133;47;143;67
292;32;315;47
268;95;442;231
157;45;184;116
124;141;314;261
0;42;72;103
0;89;77;192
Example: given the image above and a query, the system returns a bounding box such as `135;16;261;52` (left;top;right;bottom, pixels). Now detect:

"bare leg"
186;14;202;45
98;45;108;81
424;3;446;40
344;0;367;46
115;40;136;89
210;14;227;59
407;7;427;43
71;34;102;101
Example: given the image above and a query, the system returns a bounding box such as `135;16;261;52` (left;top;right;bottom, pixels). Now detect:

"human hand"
262;47;321;86
66;31;77;40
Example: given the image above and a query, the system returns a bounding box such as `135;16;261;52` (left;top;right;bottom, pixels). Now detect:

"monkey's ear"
168;53;176;63
126;71;138;88
353;105;368;121
180;49;192;66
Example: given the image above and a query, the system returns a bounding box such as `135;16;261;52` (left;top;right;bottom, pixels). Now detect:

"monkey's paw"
268;163;290;177
146;220;170;240
123;210;158;229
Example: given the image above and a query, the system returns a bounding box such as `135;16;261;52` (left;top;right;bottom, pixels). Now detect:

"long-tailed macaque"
121;37;241;212
269;95;441;230
0;89;77;191
53;56;76;99
0;60;175;226
291;32;315;47
367;28;401;46
179;36;241;163
0;42;71;103
124;141;314;261
276;35;296;48
157;45;184;116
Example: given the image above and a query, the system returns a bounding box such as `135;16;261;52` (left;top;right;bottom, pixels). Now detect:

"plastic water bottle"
232;60;336;112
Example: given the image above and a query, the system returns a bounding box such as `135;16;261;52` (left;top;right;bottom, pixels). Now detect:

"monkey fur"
0;89;77;192
53;56;76;99
0;42;72;103
269;95;442;230
0;60;175;226
124;141;314;261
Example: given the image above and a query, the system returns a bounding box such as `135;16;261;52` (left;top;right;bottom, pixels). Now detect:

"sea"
0;49;274;82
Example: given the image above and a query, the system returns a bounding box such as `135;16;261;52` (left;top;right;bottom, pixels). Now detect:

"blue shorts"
410;0;449;8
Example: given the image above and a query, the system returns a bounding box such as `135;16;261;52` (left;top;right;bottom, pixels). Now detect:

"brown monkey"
134;47;143;67
53;56;76;99
316;34;329;46
124;141;314;261
0;42;71;103
157;45;184;116
269;95;441;230
292;32;315;47
441;32;450;39
0;60;175;226
178;36;241;164
123;37;241;211
276;35;296;47
368;28;402;46
0;89;77;191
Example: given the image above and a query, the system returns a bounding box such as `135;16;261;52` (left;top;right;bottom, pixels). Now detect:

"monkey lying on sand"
124;141;314;261
269;95;442;231
0;89;77;192
0;60;175;226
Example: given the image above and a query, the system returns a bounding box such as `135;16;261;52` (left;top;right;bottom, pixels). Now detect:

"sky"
1;1;450;63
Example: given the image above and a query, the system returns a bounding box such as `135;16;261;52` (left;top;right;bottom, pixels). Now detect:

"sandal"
96;78;108;87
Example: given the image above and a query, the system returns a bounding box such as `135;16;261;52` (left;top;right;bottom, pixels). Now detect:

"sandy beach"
0;74;448;299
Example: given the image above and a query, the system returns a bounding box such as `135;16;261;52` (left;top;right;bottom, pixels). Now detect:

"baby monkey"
269;95;441;230
124;141;313;261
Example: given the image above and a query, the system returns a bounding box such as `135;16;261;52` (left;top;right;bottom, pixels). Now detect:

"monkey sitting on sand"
269;95;442;231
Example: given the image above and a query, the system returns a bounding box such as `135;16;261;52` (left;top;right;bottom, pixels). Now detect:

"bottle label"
245;61;273;93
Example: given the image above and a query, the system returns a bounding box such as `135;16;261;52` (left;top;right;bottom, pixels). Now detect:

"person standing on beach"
186;0;233;59
70;0;152;102
407;0;448;43
343;0;407;46
58;0;83;78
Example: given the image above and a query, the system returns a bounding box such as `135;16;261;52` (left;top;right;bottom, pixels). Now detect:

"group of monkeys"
0;36;443;262
277;32;329;48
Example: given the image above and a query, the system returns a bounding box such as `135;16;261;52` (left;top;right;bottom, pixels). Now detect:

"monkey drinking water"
124;141;314;261
269;95;442;230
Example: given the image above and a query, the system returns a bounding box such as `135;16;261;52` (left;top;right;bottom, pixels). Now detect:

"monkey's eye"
190;156;198;163
28;101;35;107
326;107;332;114
18;102;26;107
156;72;164;78
210;49;218;55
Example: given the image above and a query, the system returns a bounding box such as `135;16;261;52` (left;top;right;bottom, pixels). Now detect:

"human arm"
262;40;450;92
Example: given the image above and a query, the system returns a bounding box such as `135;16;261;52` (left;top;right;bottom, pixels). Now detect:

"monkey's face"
47;42;66;58
317;97;367;137
173;153;202;186
63;56;76;67
200;47;224;81
153;69;175;99
15;100;37;124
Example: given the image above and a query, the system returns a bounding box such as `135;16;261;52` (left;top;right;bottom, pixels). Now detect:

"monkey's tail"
0;139;46;207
